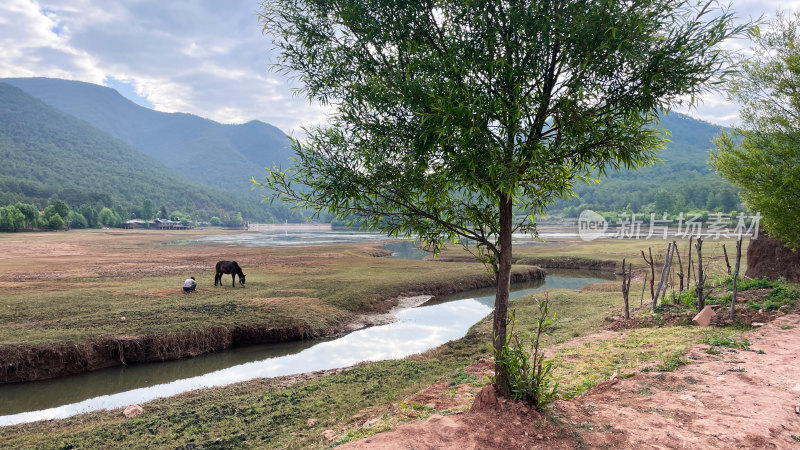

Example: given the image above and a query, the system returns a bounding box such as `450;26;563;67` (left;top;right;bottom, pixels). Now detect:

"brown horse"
215;260;246;287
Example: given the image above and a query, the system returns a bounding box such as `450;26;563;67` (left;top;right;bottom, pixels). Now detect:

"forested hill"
2;77;294;200
553;112;739;216
0;82;271;220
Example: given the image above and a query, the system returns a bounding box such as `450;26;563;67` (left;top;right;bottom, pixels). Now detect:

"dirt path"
342;313;800;449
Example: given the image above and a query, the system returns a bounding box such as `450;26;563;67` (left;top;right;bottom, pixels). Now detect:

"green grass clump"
735;276;779;291
762;284;800;309
448;369;478;387
699;333;750;350
746;283;800;311
706;293;732;308
641;350;688;372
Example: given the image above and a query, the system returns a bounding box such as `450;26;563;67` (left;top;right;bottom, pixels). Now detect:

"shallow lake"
0;271;611;426
170;229;562;251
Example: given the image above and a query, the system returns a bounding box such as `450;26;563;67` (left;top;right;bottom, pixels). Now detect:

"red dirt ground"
342;313;800;449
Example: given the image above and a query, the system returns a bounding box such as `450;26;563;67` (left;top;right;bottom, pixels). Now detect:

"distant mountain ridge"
2;78;294;199
553;112;738;214
0;82;271;220
2;77;734;220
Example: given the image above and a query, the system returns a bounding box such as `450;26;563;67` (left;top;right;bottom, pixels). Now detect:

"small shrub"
678;289;697;308
493;295;559;410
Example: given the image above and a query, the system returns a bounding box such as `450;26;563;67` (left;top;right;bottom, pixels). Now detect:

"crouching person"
183;276;197;293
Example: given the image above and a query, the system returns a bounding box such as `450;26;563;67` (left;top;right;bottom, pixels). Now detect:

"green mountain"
2;77;735;220
2;78;294;200
0;82;272;220
554;112;738;216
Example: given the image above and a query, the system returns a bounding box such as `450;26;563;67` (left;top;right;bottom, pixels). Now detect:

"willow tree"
259;0;747;394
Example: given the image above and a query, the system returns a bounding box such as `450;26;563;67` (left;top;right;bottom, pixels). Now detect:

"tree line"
0;198;246;232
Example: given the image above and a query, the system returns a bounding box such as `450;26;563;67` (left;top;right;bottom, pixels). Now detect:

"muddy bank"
515;256;616;272
0;325;309;384
0;267;545;384
429;255;616;272
745;234;800;282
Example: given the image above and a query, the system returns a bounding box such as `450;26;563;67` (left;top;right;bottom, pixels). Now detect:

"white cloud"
0;0;327;133
1;0;799;131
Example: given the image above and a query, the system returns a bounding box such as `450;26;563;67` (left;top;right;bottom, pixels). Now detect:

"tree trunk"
493;194;513;397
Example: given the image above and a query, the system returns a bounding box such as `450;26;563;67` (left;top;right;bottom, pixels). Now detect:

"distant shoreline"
247;223;332;232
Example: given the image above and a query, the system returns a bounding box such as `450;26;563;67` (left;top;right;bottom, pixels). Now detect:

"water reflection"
173;230;558;249
0;273;609;426
383;240;428;260
188;230;390;246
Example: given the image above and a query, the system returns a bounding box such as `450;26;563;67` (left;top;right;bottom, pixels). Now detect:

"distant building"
122;219;147;229
122;219;193;230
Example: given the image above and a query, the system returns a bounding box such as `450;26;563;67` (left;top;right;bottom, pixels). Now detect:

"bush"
47;214;65;230
70;212;88;229
0;205;25;231
98;207;121;227
493;295;559;410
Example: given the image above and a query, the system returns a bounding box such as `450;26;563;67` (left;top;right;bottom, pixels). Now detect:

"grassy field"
0;229;758;448
0;229;541;347
0;282;730;449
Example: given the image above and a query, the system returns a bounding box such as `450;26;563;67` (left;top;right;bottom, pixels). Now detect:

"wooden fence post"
641;248;655;305
687;235;694;290
653;242;672;309
621;259;632;320
640;271;648;307
695;237;705;311
674;240;684;302
730;237;743;320
723;244;732;275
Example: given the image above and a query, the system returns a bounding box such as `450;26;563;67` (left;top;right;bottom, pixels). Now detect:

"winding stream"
0;271;610;426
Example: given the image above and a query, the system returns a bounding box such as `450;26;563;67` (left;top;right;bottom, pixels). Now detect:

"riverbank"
0;280;624;447
5;275;775;448
0;231;760;448
0;229;546;383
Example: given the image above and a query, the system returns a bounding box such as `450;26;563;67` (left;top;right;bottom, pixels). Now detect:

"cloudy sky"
0;0;797;134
